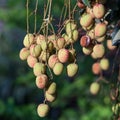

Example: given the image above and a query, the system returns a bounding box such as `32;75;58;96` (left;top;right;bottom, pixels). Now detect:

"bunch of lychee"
19;19;79;117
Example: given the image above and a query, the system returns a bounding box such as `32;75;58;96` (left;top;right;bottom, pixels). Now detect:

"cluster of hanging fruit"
19;0;119;118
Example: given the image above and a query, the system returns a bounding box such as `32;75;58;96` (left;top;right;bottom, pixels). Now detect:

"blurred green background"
0;0;115;120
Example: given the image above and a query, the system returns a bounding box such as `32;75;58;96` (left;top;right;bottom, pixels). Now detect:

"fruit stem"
34;0;38;34
26;0;29;34
68;0;71;20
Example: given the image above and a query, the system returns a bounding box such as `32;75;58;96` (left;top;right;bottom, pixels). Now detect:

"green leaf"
82;0;91;7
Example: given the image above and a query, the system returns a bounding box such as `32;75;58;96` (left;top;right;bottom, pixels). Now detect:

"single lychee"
47;82;56;95
92;62;101;75
23;33;34;48
67;63;78;77
100;58;109;70
58;49;69;63
90;82;100;95
19;48;30;60
48;54;59;69
53;62;63;75
36;74;48;89
27;55;38;68
37;103;49;117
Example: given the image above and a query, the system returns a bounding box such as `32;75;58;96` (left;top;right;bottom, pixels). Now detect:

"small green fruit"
30;44;42;57
23;33;34;48
36;34;45;44
33;62;46;76
41;40;47;51
90;82;100;95
47;82;56;94
67;63;78;77
100;58;109;70
37;103;49;117
53;62;63;75
45;91;56;102
57;37;65;49
80;13;93;27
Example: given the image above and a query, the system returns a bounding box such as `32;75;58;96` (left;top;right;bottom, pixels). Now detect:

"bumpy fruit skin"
57;37;65;49
93;44;105;58
48;54;59;69
53;62;63;75
65;20;77;34
58;49;69;63
33;62;46;76
72;30;79;42
107;40;116;50
100;58;109;70
92;62;101;75
47;82;56;94
45;91;56;102
90;82;100;95
112;103;120;114
86;7;95;18
41;40;47;51
67;63;78;77
19;48;30;60
48;34;56;41
36;34;45;45
30;44;42;57
36;74;48;89
27;55;38;68
93;3;105;19
82;46;93;55
37;104;49;117
80;13;93;27
23;34;34;48
39;51;50;62
95;23;107;37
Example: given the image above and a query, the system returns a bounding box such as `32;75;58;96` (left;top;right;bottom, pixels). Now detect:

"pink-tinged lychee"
23;33;34;48
19;48;30;60
30;44;42;57
36;34;45;44
36;74;48;89
58;48;69;63
93;3;105;19
27;55;38;68
37;103;49;117
53;62;63;75
93;44;105;58
92;62;101;75
48;54;59;69
95;23;107;37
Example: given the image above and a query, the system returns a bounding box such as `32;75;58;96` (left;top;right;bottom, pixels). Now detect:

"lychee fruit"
58;48;69;63
19;48;30;60
90;82;100;95
53;62;63;75
100;58;109;70
92;62;101;75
